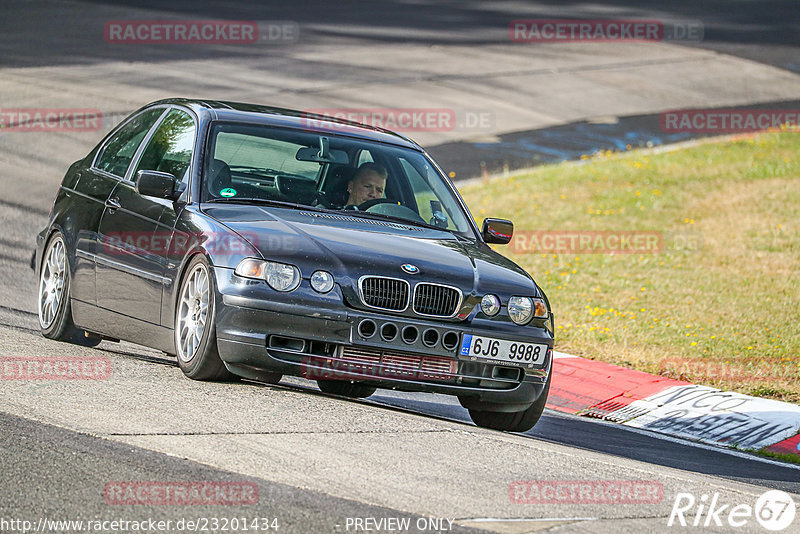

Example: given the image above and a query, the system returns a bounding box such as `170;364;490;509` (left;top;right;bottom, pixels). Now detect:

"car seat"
320;165;356;207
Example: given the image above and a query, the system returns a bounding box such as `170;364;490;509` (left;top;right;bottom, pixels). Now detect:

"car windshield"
202;122;474;235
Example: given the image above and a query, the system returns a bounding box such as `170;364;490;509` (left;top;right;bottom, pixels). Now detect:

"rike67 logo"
668;490;796;531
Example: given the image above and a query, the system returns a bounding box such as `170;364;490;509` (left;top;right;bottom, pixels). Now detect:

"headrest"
322;165;356;207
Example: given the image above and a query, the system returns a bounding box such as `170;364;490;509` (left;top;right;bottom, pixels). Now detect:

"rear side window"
132;109;196;182
95;108;165;178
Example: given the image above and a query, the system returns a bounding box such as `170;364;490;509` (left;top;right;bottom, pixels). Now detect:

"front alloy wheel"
175;256;232;380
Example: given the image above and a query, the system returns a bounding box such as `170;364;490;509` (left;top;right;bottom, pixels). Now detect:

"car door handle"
105;197;121;210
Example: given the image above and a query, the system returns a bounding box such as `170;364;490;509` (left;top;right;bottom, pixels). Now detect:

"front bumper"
214;267;553;411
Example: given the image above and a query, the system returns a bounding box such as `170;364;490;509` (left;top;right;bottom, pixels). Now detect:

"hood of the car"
204;204;538;309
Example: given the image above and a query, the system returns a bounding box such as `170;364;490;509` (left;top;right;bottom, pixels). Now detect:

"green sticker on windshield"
220;188;237;197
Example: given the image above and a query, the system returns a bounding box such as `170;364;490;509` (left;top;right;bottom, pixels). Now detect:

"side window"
400;158;460;230
95;108;165;178
133;109;196;183
401;159;439;223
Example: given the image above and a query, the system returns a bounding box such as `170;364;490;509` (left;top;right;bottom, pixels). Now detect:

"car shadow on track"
58;348;800;492
360;390;800;492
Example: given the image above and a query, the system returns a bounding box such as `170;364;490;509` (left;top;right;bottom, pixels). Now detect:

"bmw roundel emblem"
401;264;420;274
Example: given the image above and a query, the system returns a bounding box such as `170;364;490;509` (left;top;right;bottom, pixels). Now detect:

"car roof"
148;98;423;151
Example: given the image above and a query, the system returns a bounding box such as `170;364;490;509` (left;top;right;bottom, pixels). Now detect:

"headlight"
235;258;301;292
264;261;301;292
481;294;500;316
507;296;549;325
508;296;533;325
310;270;334;293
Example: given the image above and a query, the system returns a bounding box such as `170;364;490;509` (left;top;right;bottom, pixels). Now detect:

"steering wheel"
357;198;399;210
359;198;426;224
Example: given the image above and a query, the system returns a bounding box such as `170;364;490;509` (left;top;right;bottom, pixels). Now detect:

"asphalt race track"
1;2;799;533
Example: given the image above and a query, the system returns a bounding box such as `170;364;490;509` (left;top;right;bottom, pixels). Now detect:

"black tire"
468;377;551;432
317;380;377;399
175;255;233;381
38;232;102;347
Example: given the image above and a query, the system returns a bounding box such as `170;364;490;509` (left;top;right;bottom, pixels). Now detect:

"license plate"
460;334;547;365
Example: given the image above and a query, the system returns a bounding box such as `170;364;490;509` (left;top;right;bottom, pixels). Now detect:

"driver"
345;162;387;208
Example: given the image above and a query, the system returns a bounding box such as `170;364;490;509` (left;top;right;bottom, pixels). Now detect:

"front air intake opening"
422;328;440;347
491;366;523;381
402;325;419;344
441;331;460;350
358;319;377;338
268;336;306;352
380;322;398;341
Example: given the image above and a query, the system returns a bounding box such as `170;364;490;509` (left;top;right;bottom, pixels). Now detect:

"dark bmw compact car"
34;98;554;432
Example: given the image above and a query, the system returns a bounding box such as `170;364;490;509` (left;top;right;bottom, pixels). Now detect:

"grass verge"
754;448;800;465
459;132;800;403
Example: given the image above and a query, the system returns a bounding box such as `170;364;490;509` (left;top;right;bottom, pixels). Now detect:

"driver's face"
347;171;386;206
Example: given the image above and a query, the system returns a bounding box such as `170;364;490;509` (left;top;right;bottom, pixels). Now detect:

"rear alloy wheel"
175;256;233;381
468;377;551;433
38;232;101;347
317;380;376;399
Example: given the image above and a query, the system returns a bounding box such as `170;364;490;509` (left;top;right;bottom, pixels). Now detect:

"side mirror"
136;170;179;200
482;218;514;245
